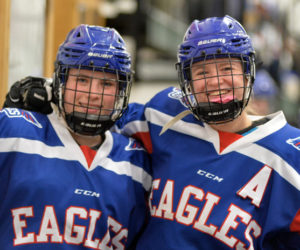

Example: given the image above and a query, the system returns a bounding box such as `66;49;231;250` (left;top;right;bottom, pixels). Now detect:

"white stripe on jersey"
143;108;300;191
49;113;152;189
113;119;149;136
236;144;300;191
0;136;151;190
95;157;152;191
0;137;84;164
144;107;220;150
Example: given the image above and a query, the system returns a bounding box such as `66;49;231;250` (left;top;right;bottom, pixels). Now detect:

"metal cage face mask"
56;64;132;135
176;16;256;124
52;24;133;136
177;54;254;124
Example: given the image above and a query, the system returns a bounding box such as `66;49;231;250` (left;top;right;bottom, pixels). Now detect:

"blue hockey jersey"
0;108;152;249
115;87;300;249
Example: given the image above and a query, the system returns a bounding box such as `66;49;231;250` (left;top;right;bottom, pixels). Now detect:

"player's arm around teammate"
3;16;300;249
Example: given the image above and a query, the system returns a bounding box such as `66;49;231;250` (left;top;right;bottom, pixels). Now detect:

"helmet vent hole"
232;39;241;43
216;49;222;54
76;32;81;37
228;23;233;29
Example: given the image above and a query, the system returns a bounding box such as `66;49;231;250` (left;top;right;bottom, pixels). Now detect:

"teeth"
209;90;228;96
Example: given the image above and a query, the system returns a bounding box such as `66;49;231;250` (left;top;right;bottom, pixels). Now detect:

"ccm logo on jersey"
1;108;42;128
197;169;223;182
75;189;100;197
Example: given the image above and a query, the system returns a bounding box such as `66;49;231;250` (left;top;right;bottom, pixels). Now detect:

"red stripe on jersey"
80;145;97;168
132;131;153;154
218;130;243;153
290;209;300;234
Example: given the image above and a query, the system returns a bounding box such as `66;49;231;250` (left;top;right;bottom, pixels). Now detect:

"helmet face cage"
177;53;255;124
55;63;132;135
53;25;133;135
177;16;256;124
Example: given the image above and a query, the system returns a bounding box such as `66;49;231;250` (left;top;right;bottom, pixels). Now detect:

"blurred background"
0;0;299;126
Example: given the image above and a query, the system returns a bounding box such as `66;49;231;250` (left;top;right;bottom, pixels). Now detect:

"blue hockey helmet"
176;15;256;124
54;24;133;135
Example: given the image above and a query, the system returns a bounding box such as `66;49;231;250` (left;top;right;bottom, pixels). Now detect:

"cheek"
231;75;245;87
232;76;250;95
192;80;205;92
64;88;77;103
63;92;74;113
191;80;208;103
63;87;80;113
103;93;116;107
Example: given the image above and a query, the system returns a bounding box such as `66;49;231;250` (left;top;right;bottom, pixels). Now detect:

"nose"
89;79;103;99
196;63;224;91
206;73;224;88
203;69;225;92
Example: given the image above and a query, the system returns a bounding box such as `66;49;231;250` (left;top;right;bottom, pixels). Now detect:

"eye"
103;81;112;87
196;70;207;76
222;66;233;71
77;77;89;83
103;80;117;87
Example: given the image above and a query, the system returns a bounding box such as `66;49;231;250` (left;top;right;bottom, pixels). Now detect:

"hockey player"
0;24;151;249
116;15;300;249
4;16;300;249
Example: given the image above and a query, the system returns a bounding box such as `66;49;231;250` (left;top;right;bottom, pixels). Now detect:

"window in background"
9;0;46;88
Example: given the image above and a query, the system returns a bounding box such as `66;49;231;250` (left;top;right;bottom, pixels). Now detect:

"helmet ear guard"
176;15;256;124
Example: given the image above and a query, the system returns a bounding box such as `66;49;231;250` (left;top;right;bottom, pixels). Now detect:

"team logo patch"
168;87;188;108
286;137;300;151
1;108;42;128
125;138;145;151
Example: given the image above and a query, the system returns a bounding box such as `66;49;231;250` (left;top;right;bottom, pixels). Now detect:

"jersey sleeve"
113;87;184;154
114;102;153;153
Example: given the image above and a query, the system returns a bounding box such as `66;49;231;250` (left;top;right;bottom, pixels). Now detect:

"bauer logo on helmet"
87;52;113;58
197;38;225;46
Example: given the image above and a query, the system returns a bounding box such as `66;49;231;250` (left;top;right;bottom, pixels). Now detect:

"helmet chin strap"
65;112;115;136
159;99;244;136
193;99;244;124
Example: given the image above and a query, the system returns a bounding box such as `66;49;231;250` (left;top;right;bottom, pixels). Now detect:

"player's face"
64;68;118;116
191;58;247;104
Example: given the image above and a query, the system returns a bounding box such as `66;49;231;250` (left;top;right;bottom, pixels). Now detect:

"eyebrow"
196;61;240;68
75;74;119;83
73;73;92;78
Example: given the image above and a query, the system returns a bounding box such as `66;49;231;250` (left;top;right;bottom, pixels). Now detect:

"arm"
114;102;153;153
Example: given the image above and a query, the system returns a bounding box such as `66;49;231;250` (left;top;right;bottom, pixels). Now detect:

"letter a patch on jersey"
237;165;272;207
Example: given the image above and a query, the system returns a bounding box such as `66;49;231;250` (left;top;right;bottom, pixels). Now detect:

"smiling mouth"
206;90;233;103
208;90;230;96
76;104;101;113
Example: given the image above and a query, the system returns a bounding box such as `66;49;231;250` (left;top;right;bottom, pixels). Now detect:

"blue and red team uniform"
116;87;300;249
0;108;152;249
